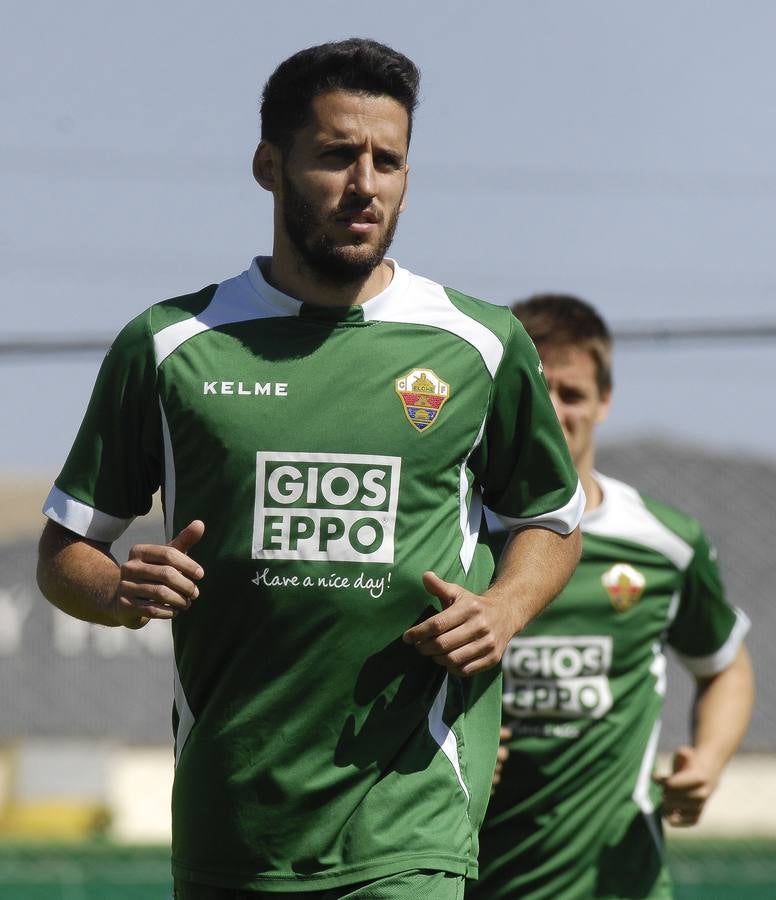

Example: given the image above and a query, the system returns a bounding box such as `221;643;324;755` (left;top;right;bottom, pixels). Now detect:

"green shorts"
173;869;465;900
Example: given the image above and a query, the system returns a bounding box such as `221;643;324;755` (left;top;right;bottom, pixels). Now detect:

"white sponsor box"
252;452;401;563
502;635;614;720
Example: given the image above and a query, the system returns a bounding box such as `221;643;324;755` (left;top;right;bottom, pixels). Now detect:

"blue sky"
2;1;774;473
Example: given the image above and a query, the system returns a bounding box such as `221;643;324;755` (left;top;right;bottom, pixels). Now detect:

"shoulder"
638;490;705;548
109;284;218;352
439;285;517;344
585;472;704;571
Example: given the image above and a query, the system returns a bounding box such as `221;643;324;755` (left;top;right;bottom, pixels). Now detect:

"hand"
653;745;719;827
491;726;512;795
112;520;205;629
402;571;517;677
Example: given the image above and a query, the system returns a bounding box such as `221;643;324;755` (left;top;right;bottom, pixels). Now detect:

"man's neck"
577;460;603;513
263;248;394;308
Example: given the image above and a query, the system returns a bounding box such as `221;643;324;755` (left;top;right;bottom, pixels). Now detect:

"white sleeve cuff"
675;607;751;677
43;484;134;543
496;479;586;535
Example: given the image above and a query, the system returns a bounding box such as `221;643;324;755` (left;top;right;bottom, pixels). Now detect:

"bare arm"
37;518;205;630
655;644;755;826
403;525;581;676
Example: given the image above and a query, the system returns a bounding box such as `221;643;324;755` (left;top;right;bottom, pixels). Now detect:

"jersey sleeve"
667;528;750;676
42;309;162;542
473;316;584;534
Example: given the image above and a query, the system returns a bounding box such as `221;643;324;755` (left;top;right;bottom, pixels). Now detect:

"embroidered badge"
395;368;450;432
601;563;646;612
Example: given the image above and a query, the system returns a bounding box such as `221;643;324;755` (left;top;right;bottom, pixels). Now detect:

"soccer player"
36;41;584;899
473;295;754;899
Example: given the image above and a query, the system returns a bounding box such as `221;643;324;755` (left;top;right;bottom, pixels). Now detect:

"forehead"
538;343;598;382
301;89;409;147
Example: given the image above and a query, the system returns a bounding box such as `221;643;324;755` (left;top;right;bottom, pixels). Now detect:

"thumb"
169;519;205;554
422;570;458;609
672;745;694;774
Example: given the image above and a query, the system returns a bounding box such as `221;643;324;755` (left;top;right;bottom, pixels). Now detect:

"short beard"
281;165;401;285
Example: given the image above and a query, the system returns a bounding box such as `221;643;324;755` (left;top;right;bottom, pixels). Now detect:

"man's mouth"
335;209;380;232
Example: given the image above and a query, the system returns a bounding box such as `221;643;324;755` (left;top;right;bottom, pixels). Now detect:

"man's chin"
302;242;386;283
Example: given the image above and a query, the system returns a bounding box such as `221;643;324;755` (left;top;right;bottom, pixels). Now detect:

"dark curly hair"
260;38;420;151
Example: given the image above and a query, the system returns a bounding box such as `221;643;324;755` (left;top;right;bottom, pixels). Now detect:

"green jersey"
474;472;749;900
43;258;582;892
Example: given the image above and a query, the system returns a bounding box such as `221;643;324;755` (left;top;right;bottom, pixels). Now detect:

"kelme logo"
252;452;401;563
395;368;450;432
601;563;646;611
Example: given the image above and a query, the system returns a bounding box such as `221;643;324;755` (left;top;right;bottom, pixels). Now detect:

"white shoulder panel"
363;266;505;378
153;262;300;368
583;473;694;571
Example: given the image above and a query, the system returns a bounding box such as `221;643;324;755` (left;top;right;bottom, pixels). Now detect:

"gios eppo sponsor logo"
251;452;401;563
502;635;614;720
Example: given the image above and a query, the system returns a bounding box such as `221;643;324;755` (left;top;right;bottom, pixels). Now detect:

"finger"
421;571;459;609
433;638;502;676
121;559;200;600
665;807;702;827
403;605;472;646
672;745;694;773
662;788;709;809
500;726;513;741
115;595;178;625
409;615;489;656
127;544;204;581
662;770;705;791
169;520;206;555
118;579;195;611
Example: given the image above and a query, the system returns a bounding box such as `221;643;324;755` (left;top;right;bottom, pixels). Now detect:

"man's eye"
322;148;353;162
376;154;402;170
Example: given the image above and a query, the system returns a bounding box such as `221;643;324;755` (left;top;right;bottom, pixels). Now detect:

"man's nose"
349;154;377;198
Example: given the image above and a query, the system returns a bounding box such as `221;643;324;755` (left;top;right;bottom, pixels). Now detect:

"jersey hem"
171;851;473;892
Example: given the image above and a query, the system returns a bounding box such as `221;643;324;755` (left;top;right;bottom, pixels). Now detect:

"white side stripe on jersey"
427;675;470;803
496;478;585;535
633;718;664;856
43;485;134;542
458;415;488;573
174;662;196;766
159;400;176;543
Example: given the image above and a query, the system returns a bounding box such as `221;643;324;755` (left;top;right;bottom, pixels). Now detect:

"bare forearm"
486;525;581;635
37;521;122;626
692;645;754;773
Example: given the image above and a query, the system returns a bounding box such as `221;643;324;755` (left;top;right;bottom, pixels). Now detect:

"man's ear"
399;164;410;214
596;387;613;425
253;141;279;191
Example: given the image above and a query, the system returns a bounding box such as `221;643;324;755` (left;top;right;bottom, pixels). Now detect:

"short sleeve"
42;310;162;542
473;317;584;534
667;529;750;676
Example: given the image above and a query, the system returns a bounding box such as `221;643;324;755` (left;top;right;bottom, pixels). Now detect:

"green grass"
0;839;773;898
669;838;776;900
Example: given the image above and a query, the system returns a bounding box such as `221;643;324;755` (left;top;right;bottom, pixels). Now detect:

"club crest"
395;368;450;432
601;563;646;611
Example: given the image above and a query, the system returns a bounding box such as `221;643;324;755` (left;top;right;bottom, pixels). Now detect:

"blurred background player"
472;294;754;899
